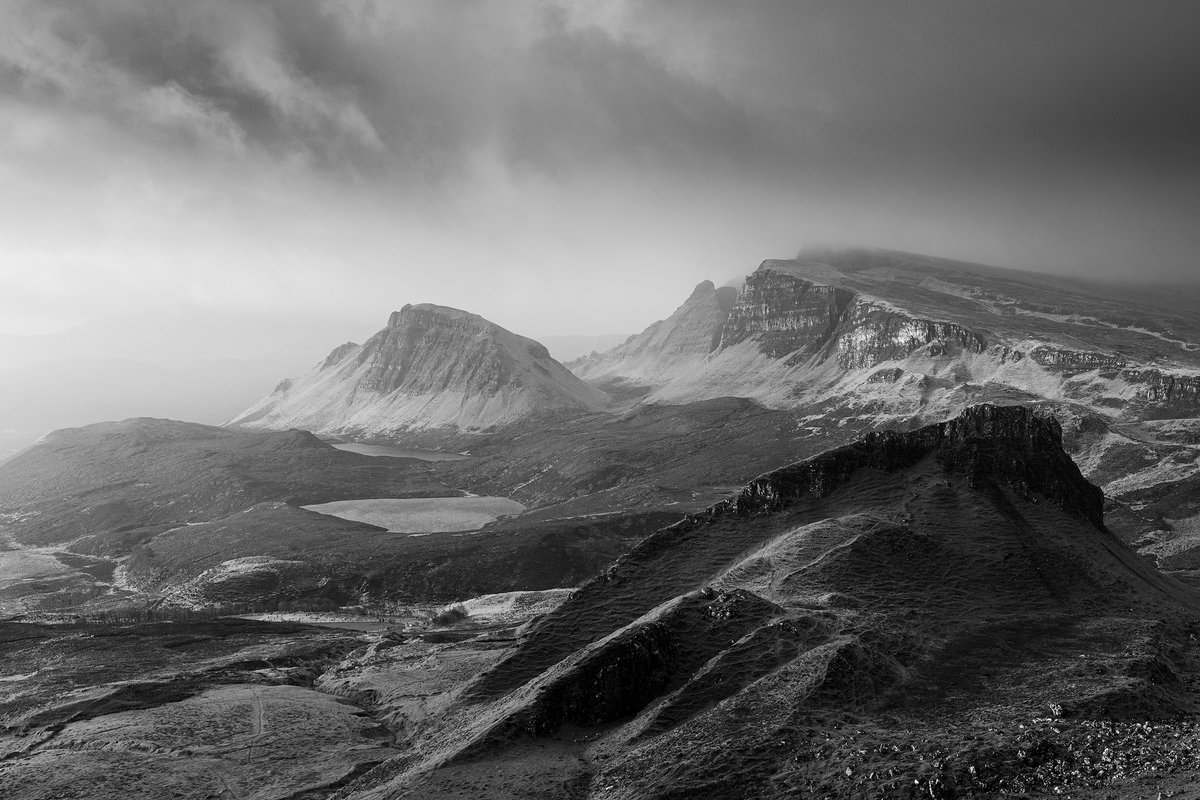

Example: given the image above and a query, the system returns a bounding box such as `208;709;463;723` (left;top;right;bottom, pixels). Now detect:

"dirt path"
246;690;264;765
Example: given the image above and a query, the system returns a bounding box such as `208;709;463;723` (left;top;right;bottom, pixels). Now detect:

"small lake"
301;496;525;533
329;442;471;461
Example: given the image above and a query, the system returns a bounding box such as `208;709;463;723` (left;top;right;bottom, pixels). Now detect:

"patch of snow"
0;671;38;682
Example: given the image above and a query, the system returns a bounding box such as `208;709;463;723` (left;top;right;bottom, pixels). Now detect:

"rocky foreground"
337;404;1200;799
9;405;1184;800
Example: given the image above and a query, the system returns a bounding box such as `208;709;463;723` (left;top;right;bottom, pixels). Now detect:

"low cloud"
0;0;1197;341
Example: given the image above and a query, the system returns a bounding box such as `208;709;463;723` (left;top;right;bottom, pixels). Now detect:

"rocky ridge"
569;280;737;395
574;249;1200;566
331;404;1200;800
628;251;1200;418
685;403;1102;528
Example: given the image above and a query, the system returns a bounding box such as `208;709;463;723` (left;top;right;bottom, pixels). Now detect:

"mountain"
582;248;1200;420
574;248;1200;565
231;304;610;438
0;356;306;451
333;405;1200;799
568;280;738;399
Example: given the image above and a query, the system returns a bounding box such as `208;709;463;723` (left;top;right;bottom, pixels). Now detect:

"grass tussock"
432;603;469;626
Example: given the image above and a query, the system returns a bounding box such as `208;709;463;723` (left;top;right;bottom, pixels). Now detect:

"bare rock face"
577;248;1200;423
565;249;1200;562
698;404;1102;528
717;270;857;358
1029;346;1127;372
230;304;609;437
1124;369;1200;406
719;265;987;367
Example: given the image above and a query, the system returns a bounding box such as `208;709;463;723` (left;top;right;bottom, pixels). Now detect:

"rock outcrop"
230;304;609;437
1124;369;1200;408
575;248;1200;423
348;403;1200;800
687;404;1103;528
718;266;987;367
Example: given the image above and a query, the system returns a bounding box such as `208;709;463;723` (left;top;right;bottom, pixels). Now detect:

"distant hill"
0;310;360;455
231;303;610;438
0;417;659;613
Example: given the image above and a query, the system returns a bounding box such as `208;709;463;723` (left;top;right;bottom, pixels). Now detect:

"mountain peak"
569;278;736;390
387;303;482;328
231;306;609;437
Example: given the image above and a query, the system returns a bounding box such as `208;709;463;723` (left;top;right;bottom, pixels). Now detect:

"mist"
1;0;1198;445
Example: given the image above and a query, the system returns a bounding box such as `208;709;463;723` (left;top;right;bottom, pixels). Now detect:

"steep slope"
334;406;1200;800
643;249;1200;419
231;304;610;438
568;280;737;398
574;248;1200;564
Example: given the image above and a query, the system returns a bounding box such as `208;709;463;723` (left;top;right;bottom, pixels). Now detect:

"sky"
1;0;1199;343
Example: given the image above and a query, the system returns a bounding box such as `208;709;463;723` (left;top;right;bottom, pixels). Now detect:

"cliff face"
230;304;609;437
569;280;736;387
358;305;562;396
577;250;1200;424
718;267;987;368
1029;347;1127;372
698;404;1103;528
1123;369;1200;408
717;270;856;358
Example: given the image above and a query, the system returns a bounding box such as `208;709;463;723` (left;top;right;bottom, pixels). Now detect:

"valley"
2;249;1199;799
5;1;1197;795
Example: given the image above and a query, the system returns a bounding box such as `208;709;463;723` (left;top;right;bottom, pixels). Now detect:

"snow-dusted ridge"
230;303;609;437
573;249;1200;421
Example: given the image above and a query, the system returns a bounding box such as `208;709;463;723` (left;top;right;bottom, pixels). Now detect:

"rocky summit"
230;303;610;438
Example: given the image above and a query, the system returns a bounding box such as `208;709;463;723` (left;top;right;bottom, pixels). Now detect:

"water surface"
301;496;525;533
330;442;471;461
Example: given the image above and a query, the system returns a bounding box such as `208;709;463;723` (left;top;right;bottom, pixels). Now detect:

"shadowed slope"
342;405;1200;800
464;405;1151;703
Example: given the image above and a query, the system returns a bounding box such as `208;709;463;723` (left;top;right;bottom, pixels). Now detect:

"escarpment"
1124;369;1200;407
576;249;1200;424
718;267;986;368
676;403;1103;535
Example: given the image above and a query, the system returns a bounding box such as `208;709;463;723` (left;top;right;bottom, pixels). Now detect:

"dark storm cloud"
1;0;1197;285
630;0;1200;158
7;0;1198;181
622;0;1200;277
0;0;775;177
